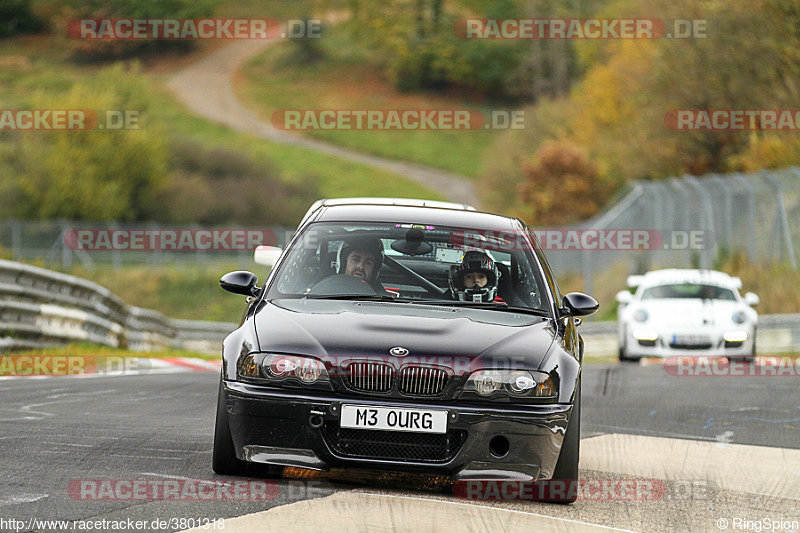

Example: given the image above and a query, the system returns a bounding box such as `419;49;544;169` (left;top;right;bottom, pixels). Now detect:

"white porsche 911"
615;269;759;362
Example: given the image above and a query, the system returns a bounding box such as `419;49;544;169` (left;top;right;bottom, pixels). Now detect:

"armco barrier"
0;260;236;354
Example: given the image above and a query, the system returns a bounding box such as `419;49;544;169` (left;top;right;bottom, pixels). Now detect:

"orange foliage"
517;140;614;226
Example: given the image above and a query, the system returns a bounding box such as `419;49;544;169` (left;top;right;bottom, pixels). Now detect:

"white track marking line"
0;389;117;421
139;473;196;481
0;494;48;506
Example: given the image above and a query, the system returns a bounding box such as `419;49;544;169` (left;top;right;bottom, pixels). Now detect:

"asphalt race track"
1;363;798;532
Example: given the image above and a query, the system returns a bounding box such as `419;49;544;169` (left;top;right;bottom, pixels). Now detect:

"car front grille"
669;334;712;350
398;366;450;396
322;421;466;462
669;342;714;350
343;361;394;393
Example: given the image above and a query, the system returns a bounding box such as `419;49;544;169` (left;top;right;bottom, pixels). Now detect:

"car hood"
253;299;557;371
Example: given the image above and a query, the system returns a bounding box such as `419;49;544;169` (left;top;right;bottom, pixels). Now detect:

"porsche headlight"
633;309;649;323
732;311;747;324
461;370;557;401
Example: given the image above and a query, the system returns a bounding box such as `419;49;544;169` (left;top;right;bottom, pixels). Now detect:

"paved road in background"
166;33;479;206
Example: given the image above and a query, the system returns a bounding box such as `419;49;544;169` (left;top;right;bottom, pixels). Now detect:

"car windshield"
641;283;736;301
265;222;549;312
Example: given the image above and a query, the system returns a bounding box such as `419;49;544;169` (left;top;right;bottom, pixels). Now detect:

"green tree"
13;64;168;220
0;0;42;37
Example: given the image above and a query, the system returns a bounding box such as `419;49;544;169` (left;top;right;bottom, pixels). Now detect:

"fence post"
707;174;732;250
684;176;716;269
732;173;757;261
11;220;21;261
668;178;695;267
766;170;798;269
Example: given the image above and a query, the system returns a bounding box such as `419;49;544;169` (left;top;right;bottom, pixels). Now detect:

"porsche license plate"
672;334;711;346
340;405;447;434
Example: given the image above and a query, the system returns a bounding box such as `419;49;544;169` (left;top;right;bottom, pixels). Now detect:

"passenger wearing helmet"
337;236;386;291
448;250;502;303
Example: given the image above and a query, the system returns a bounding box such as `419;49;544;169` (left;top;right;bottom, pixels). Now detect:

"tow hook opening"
308;410;324;428
489;435;510;458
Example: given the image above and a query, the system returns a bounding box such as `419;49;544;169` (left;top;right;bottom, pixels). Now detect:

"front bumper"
223;380;572;481
624;327;755;358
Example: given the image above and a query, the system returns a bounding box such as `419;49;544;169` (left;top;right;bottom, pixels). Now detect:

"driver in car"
448;250;503;302
337;236;387;292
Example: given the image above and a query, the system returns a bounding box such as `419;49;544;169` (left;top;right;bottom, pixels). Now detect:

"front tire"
537;378;580;504
212;377;247;476
618;342;629;362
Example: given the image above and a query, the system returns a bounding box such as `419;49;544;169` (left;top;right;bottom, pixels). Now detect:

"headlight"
461;370;557;401
237;353;259;378
264;355;329;384
236;352;330;386
633;309;649;322
732;311;747;324
723;331;748;343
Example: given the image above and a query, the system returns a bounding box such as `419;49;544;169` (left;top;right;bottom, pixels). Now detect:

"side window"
513;255;542;309
275;240;321;294
531;232;561;307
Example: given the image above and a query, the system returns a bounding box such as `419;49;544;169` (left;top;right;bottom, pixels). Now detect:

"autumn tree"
517;140;614;225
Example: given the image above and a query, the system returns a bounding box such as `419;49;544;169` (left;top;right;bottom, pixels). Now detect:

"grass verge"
236;21;513;179
0;33;445;204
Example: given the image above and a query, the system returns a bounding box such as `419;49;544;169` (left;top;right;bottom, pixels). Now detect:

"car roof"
303;199;522;232
628;269;742;289
299;198;477;227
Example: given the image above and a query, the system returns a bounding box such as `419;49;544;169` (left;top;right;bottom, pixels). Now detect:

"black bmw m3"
213;198;597;502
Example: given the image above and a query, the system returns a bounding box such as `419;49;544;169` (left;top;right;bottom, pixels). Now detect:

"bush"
517;140;614;226
52;0;217;59
0;0;45;37
0;0;43;37
152;139;319;225
10;63;169;220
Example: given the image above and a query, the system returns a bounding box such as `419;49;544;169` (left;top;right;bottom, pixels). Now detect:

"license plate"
672;334;710;345
340;405;448;434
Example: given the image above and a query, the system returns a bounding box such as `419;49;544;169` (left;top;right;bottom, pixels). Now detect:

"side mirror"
744;292;760;307
220;271;259;297
561;292;599;317
254;245;283;267
626;275;644;288
615;290;633;304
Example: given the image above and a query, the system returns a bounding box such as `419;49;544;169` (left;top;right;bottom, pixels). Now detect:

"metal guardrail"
0;260;236;355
